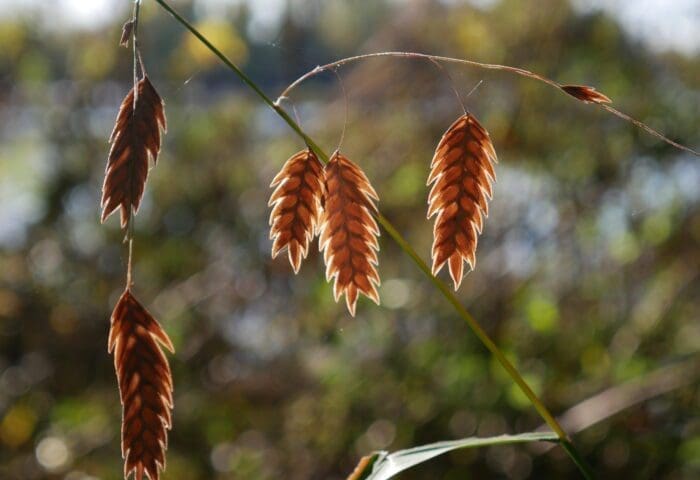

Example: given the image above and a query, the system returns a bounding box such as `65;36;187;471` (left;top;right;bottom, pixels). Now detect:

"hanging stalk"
152;0;597;477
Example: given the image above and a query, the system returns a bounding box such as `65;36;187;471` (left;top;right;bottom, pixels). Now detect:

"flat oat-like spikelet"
319;152;380;316
560;84;612;104
268;148;325;272
427;114;497;290
108;289;174;480
102;76;167;228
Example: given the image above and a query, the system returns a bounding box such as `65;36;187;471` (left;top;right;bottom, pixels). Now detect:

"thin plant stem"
466;79;484;100
600;104;697;156
132;0;146;81
154;0;326;158
131;0;139;101
279;51;563;98
279;51;698;157
274;96;305;134
125;0;141;288
427;58;467;115
291;102;304;131
330;68;348;151
153;1;594;477
126;237;134;289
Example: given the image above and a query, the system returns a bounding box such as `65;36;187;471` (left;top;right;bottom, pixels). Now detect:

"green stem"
376;216;557;431
153;1;594;478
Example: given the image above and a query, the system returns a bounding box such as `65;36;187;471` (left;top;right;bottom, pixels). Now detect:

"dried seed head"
319;152;380;316
120;20;134;48
101;76;167;228
561;84;612;104
268;149;325;273
109;289;174;480
427;114;497;290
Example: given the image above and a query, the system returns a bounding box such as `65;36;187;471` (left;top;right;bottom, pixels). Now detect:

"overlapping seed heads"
268;114;499;310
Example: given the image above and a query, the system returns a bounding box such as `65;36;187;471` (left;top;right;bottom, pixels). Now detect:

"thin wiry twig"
601;104;698;155
278;51;698;157
127;0;141;252
330;68;349;151
427;57;467;115
465;80;484;100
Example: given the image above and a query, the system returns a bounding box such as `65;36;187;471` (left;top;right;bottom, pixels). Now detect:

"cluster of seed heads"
98;5;699;479
268;112;498;314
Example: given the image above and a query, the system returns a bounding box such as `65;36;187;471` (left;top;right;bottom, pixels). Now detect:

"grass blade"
349;432;559;480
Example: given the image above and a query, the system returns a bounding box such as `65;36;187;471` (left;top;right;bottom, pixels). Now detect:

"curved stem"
279;51;698;157
426;58;467;115
278;51;559;100
153;1;593;478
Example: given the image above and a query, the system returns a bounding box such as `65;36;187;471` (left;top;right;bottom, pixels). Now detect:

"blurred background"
0;0;698;478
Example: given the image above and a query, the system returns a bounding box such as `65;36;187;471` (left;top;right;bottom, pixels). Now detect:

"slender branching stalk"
126;0;140;287
104;3;174;478
279;51;698;157
147;1;700;478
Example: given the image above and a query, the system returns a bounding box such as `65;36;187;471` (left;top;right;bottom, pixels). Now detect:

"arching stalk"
153;0;601;477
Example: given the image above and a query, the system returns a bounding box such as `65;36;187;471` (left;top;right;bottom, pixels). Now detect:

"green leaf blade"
358;432;559;480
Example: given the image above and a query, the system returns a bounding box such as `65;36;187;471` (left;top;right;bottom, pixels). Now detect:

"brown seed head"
101;76;167;228
319;152;380;316
268;149;325;273
561;84;612;104
108;289;174;480
120;20;134;48
427;114;497;290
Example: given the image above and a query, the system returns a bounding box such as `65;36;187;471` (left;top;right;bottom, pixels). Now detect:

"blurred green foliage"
0;0;698;479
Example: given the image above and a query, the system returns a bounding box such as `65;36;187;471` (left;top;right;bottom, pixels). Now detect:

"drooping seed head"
427;114;497;290
101;76;167;228
108;289;174;480
319;151;380;316
268;148;325;273
561;84;612;104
